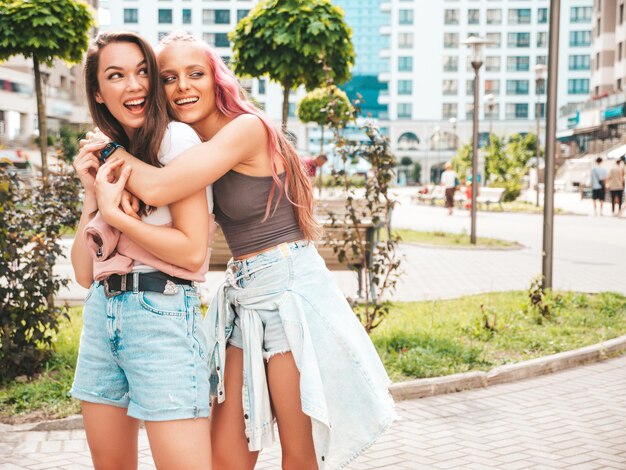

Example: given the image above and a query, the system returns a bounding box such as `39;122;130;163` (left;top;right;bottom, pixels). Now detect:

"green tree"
452;142;472;180
230;0;354;131
0;0;94;179
297;86;353;155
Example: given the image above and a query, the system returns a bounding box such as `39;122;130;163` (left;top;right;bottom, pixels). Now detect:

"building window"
538;8;548;24
568;79;589;94
571;6;593;23
508;32;531;48
485;56;501;71
397;103;412;118
536;56;547;65
288;103;296;117
443;79;458;95
442;103;458;119
620;3;624;24
569;54;590;70
507;56;530;72
486;9;501;24
537;32;547;47
237;9;250;21
466;79;474;95
468;9;480;24
506;80;529;95
485;80;500;96
443;32;459;48
399;33;413;48
158;9;172;24
569;31;591;46
536;80;546;94
203;9;230;25
619;42;623;61
124;8;138;23
597;18;601;36
508;9;531;25
536;103;545;118
398;56;413;71
618;78;623;91
258;79;266;95
399;9;413;25
398;80;413;95
506;103;529;119
182;9;192;24
444;9;459;24
486;32;501;48
443;56;458;71
203;33;230;47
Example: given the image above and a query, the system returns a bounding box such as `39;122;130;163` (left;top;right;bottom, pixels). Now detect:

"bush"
57;126;84;164
0;166;80;380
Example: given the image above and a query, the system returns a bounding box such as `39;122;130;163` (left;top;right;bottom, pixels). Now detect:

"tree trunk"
33;56;48;181
281;83;291;133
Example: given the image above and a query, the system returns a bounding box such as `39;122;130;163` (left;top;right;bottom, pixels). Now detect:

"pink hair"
158;32;319;240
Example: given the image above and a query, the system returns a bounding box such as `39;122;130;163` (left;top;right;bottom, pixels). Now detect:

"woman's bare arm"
85;114;268;207
70;194;97;288
95;162;210;271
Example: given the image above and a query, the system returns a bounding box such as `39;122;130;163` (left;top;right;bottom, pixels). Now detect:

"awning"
607;144;626;160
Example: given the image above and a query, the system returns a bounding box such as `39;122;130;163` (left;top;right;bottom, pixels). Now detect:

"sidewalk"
2;355;625;469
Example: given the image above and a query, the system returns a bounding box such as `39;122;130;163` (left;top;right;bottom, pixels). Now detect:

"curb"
401;241;525;251
389;334;626;401
9;335;626;432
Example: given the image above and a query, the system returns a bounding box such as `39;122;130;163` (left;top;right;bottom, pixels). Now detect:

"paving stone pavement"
2;355;625;469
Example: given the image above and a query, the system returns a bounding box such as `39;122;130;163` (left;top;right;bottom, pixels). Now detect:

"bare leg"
145;418;211;470
82;402;140;470
267;353;318;470
210;346;259;470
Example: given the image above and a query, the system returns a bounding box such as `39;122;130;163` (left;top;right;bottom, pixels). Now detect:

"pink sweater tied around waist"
84;212;216;282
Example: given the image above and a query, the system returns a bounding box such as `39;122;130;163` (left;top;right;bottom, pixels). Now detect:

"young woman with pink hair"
83;32;395;470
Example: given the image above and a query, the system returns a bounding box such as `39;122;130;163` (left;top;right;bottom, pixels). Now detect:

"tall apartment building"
380;0;593;180
335;0;389;119
556;0;626;182
591;0;625;95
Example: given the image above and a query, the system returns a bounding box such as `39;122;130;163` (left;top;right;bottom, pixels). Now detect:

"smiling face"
94;42;149;138
157;41;216;126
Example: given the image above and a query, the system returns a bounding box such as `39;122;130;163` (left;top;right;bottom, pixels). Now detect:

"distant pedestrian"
606;158;625;216
302;154;328;182
591;157;607;216
440;162;458;215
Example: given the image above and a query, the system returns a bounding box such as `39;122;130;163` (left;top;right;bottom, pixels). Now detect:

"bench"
413;185;445;205
476;187;506;209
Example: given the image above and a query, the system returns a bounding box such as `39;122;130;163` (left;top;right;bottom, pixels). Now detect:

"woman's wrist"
82;192;98;214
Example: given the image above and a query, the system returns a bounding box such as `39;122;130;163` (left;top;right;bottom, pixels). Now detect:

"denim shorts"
70;281;210;421
226;242;309;360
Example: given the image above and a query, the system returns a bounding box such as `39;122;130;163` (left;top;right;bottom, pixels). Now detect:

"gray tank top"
213;171;304;258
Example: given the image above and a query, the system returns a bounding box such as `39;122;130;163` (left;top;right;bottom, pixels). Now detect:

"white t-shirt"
441;169;457;189
133;121;212;273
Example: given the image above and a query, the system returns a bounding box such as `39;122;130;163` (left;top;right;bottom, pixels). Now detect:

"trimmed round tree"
229;0;354;131
0;0;94;179
297;86;354;155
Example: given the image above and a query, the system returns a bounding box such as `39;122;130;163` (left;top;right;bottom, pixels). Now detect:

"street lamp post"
449;117;458;149
533;64;547;207
542;0;561;290
485;93;495;136
463;36;492;245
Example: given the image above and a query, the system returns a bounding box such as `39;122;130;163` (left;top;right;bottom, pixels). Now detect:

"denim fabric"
71;281;210;421
205;242;396;469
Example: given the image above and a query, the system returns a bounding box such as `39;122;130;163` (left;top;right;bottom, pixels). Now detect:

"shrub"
0;166;80;380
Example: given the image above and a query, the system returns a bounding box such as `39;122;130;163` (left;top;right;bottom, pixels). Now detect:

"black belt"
100;272;193;297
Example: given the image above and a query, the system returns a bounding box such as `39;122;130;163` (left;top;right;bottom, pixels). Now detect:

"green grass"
395;229;520;249
2;291;625;422
370;291;626;381
0;307;83;423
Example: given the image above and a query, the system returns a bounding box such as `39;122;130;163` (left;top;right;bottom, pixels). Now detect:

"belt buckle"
103;279;121;298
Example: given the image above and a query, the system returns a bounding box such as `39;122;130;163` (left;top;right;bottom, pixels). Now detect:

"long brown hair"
85;31;170;169
158;32;320;240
